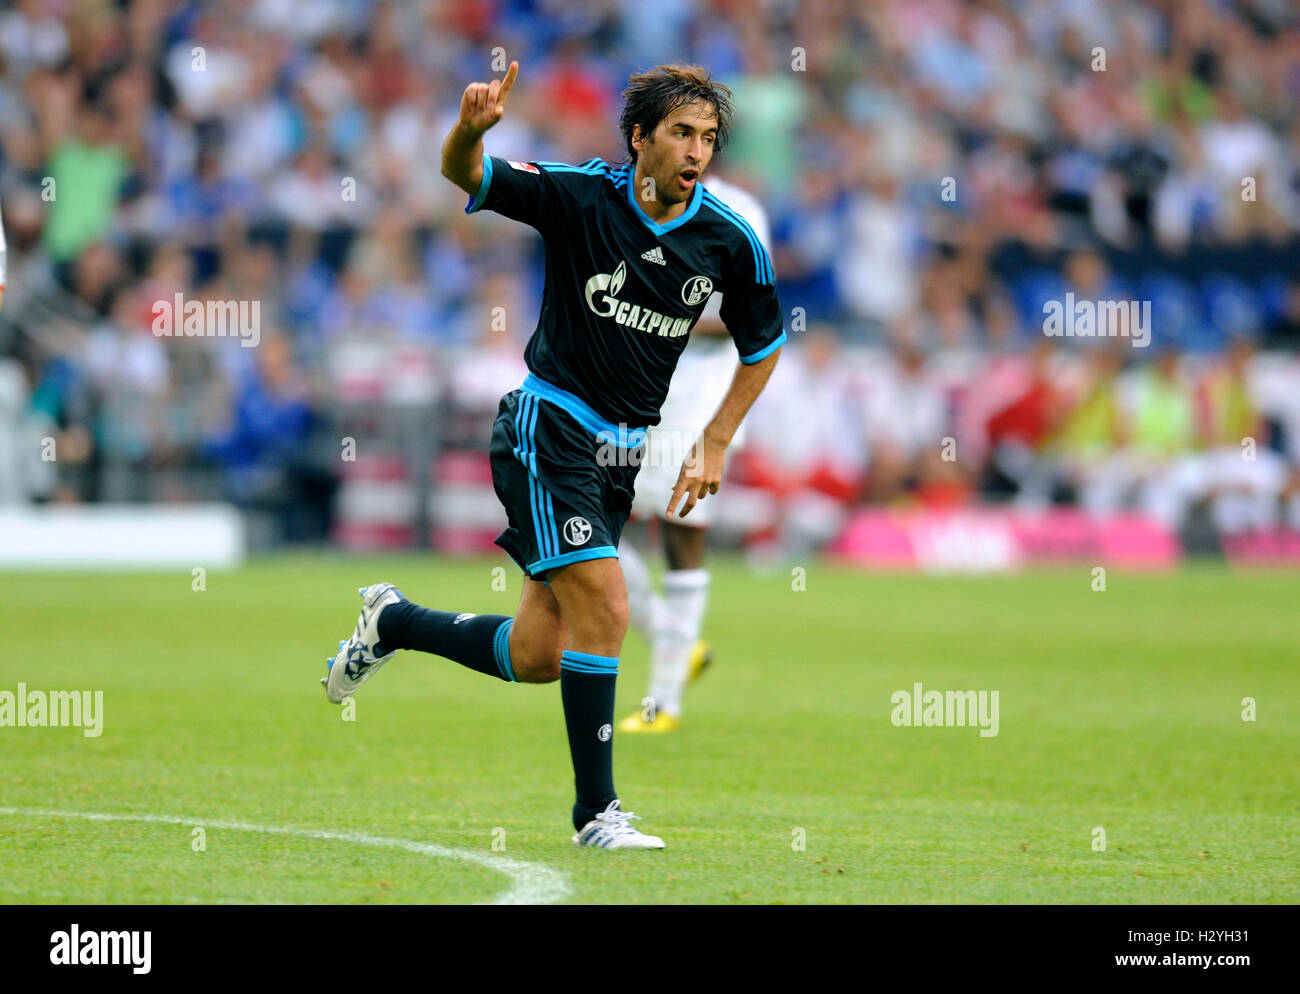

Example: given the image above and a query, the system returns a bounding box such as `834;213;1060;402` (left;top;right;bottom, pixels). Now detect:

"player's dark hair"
619;65;733;164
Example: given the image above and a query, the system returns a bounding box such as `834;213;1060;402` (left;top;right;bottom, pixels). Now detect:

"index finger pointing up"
498;61;518;105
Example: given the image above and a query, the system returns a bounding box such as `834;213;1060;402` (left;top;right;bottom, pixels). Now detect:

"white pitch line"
0;807;570;905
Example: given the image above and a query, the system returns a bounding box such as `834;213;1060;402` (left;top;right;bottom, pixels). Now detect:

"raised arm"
441;61;518;197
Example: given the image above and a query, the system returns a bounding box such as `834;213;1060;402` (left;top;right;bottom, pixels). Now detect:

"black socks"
377;602;516;682
560;651;619;830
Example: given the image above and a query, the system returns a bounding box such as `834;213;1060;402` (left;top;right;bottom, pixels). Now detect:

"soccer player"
617;173;772;733
321;61;785;849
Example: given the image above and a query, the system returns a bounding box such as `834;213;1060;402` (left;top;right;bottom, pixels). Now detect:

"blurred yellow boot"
618;710;682;733
687;640;713;684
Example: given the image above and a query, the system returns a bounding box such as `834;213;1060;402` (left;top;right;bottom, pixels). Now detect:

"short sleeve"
465;156;603;235
720;234;786;364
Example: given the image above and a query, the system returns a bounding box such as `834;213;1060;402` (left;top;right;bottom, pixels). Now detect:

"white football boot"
322;583;406;703
572;800;665;850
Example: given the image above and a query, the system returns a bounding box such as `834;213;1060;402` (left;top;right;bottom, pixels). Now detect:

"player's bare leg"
505;577;567;683
548;556;629;656
548;557;664;848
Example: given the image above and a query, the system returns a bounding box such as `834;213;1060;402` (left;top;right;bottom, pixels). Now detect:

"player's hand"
666;434;727;519
458;61;517;138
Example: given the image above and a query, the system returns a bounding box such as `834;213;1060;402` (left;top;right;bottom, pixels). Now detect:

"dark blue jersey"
465;156;786;430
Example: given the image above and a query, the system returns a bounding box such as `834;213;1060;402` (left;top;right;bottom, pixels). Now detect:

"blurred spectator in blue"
203;333;336;543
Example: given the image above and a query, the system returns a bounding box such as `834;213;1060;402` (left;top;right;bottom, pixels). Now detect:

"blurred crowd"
1;0;1299;549
727;330;1300;557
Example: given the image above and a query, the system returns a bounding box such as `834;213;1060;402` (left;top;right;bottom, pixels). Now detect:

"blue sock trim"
493;618;517;682
561;661;617;675
561;650;619;675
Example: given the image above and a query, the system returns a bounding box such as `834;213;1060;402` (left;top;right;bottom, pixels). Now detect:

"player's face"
638;100;717;204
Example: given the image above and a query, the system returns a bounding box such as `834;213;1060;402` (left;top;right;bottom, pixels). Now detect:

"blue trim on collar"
624;165;703;236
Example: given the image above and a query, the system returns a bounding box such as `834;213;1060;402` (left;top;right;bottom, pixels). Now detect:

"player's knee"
510;626;564;683
517;655;561;684
606;594;630;638
513;649;561;683
570;591;629;647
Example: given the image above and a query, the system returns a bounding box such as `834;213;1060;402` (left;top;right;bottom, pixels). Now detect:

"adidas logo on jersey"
640;246;666;266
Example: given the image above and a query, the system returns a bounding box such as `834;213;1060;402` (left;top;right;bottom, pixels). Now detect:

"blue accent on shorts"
528;545;619;576
489;389;638;581
513;393;545;558
521;374;646;447
512;393;563;560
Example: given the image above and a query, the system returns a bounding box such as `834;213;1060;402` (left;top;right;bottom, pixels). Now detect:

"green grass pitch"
0;556;1295;904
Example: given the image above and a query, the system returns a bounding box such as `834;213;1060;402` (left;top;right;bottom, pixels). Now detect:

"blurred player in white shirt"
617;174;769;732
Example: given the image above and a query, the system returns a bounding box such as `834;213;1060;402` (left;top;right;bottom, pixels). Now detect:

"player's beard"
641;139;698;208
655;162;696;207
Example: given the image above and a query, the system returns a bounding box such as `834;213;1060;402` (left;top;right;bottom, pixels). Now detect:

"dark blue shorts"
489;376;645;578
